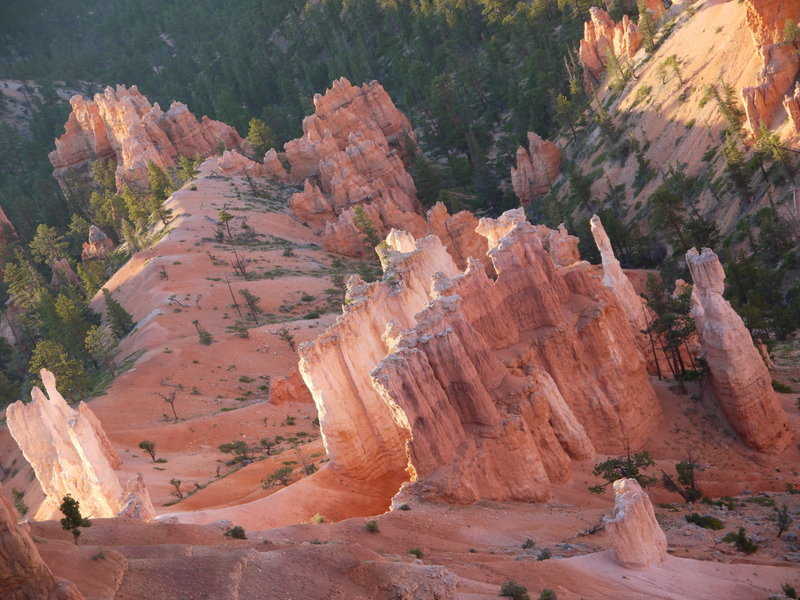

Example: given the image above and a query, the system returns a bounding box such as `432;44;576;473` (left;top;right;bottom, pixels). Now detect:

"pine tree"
54;294;92;360
29;224;67;265
84;324;119;372
637;0;657;54
648;184;688;250
29;340;89;400
102;288;136;337
146;160;173;203
59;495;90;544
352;205;382;251
3;249;45;309
247;118;275;157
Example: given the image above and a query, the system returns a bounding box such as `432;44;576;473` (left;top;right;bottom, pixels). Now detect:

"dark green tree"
60;494;90;544
102;288;136;338
247;117;275;156
29;340;89;399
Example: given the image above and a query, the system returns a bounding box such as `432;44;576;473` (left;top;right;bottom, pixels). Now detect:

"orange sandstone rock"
6;370;155;520
604;478;667;569
591;214;650;349
784;81;800;133
284;79;424;256
579;8;643;85
269;367;314;405
510;132;561;206
686;248;793;453
81;225;115;262
49;85;241;191
740;0;800;133
299;210;660;503
0;482;84;600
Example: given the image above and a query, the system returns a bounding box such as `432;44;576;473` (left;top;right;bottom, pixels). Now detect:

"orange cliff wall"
298;209;660;504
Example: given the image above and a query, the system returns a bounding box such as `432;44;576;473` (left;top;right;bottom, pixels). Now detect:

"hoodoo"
740;0;800;133
604;478;668;569
579;8;643;84
300;209;659;503
6;370;155;520
510;131;561;206
49;84;241;191
686;248;793;453
285;78;427;256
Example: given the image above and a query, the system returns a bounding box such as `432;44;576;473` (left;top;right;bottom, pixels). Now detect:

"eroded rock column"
686;248;793;453
604;478;668;569
6;369;154;520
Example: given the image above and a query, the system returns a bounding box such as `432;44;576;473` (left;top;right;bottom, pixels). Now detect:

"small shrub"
521;538;535;549
772;505;793;538
303;311;321;319
300;292;315;302
91;549;106;560
747;495;776;507
685;513;724;530
309;513;325;524
538;591;557;600
722;527;759;554
262;466;293;488
408;547;424;559
138;440;157;462
398;503;411;511
536;548;552;561
499;580;530;600
589;449;657;493
11;489;27;516
278;328;296;351
772;380;794;393
224;526;247;539
782;584;798;599
365;519;379;533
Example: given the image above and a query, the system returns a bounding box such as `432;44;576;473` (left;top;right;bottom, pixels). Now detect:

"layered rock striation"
299;209;659;503
740;0;800;134
49;85;241;191
686;248;793;453
282;78;426;256
604;478;668;569
510;132;561;206
6;370;155;520
579;8;643;84
0;483;85;600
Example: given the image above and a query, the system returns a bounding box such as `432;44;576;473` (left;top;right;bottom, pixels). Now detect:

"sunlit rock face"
0;482;85;600
784;82;800;133
740;0;800;133
604;478;668;569
284;78;425;257
299;209;660;504
510;132;561;206
6;370;155;520
81;224;115;262
579;8;643;84
590;214;652;357
49;84;241;191
686;248;793;453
